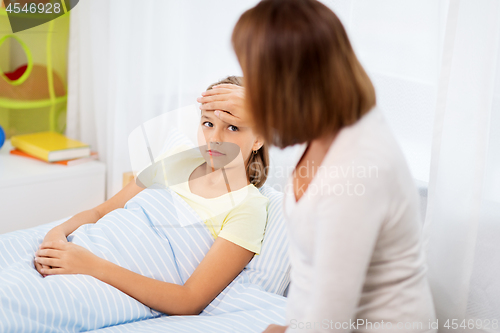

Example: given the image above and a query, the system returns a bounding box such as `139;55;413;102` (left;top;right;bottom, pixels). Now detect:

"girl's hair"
231;0;376;148
206;76;269;188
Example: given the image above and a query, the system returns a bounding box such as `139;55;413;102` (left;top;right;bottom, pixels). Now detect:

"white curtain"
326;0;449;184
67;0;500;331
423;0;500;330
66;0;260;199
325;1;500;330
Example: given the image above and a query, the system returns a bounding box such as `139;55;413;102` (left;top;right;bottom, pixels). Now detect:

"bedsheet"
0;184;287;332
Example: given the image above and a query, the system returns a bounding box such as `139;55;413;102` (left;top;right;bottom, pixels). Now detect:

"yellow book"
10;131;91;162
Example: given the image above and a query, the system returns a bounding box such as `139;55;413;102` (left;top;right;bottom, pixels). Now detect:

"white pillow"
159;127;196;155
245;184;290;296
156;128;291;296
265;144;306;192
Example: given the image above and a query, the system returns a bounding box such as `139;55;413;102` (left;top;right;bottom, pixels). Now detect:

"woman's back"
284;107;436;332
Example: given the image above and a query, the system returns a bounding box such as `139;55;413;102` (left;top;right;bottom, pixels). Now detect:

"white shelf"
0;140;106;234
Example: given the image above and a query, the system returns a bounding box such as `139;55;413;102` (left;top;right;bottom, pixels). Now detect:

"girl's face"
197;109;263;170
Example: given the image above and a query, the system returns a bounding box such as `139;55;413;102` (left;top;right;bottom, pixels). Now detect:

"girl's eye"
228;125;239;132
203;121;213;128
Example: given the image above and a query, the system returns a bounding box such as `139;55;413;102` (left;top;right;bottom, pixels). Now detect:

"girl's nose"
209;129;223;144
210;138;222;146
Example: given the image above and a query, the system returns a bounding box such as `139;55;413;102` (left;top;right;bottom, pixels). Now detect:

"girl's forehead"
200;110;252;132
201;111;229;125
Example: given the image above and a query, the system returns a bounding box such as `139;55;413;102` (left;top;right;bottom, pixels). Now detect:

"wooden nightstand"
0;139;106;234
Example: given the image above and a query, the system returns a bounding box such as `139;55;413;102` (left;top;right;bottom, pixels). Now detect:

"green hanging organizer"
0;4;70;139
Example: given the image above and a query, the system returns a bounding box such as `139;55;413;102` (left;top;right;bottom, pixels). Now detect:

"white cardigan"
283;107;437;333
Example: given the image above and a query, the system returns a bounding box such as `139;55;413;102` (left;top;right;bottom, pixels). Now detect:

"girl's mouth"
207;150;225;156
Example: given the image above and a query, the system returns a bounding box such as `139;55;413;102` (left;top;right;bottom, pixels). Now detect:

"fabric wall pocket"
0;8;69;139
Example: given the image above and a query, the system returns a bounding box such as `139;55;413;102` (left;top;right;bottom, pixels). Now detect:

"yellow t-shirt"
138;144;269;255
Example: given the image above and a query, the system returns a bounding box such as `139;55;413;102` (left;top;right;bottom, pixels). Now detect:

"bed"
0;108;302;332
0;183;291;332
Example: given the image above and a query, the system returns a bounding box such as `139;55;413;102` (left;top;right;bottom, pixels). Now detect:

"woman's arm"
289;172;388;333
36;235;255;315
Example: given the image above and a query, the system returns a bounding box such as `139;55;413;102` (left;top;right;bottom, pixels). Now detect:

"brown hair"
206;76;269;188
231;0;376;148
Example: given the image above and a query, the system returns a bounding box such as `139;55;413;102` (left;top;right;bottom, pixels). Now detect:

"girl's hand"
263;324;288;333
197;84;251;127
35;227;68;277
35;241;99;276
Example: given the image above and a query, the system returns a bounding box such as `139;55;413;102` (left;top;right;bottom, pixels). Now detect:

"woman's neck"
311;132;337;152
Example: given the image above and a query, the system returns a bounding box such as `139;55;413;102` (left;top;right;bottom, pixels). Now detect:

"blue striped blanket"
0;184;286;332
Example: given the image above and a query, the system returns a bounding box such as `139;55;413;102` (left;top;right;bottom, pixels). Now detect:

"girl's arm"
57;180;145;237
35;180;144;275
36;236;255;315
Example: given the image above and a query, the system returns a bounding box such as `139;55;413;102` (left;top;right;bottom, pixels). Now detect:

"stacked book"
10;131;98;166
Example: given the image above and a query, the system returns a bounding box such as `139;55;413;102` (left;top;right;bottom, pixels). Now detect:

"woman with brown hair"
198;0;437;332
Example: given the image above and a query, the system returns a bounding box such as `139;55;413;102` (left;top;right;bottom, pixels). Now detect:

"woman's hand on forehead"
197;84;251;127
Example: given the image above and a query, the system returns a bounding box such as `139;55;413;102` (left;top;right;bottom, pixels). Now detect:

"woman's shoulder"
332;108;399;157
326;107;414;184
309;107;419;224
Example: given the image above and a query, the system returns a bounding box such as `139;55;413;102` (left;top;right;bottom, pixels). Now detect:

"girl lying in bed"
34;76;270;316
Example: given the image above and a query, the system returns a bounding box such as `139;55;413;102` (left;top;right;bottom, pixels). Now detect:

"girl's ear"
252;136;264;151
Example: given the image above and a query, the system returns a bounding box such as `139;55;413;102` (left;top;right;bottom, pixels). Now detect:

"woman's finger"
35;257;60;267
201;84;240;96
199;101;231;112
197;94;229;104
212;110;243;126
36;249;61;259
208;84;241;90
201;87;232;97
